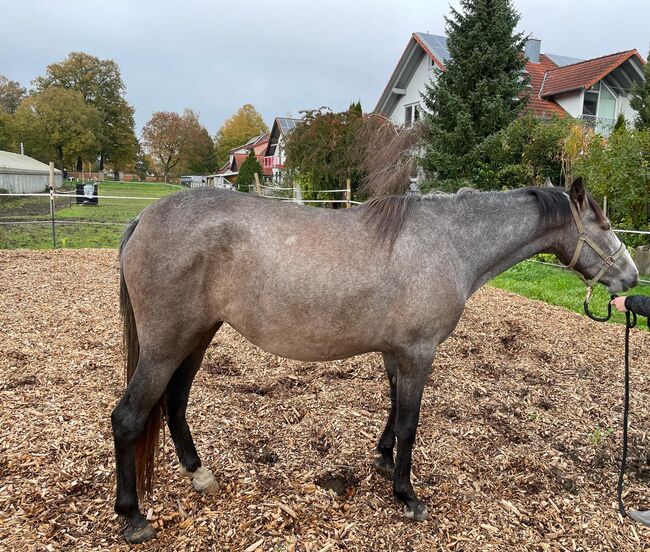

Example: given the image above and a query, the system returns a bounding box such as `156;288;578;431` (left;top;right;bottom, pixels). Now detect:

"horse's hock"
632;246;650;276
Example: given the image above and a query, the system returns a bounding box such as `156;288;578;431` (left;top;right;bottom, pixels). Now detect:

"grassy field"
0;181;181;249
490;260;650;327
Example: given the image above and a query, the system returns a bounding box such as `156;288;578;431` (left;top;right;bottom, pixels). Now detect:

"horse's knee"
111;402;142;444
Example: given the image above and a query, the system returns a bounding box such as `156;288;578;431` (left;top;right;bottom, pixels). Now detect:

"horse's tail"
120;217;164;497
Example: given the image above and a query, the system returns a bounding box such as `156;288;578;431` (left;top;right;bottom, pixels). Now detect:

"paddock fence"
1;174;648;286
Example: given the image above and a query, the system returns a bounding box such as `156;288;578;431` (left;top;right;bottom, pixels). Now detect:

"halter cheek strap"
566;198;626;288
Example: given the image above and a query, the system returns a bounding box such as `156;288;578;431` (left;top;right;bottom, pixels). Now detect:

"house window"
405;103;420;127
582;91;598;117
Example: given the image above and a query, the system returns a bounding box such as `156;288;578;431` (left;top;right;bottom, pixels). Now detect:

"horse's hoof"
123;520;156;544
374;457;395;479
403;502;428;522
191;466;218;494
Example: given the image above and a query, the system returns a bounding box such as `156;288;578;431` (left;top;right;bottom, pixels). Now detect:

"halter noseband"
566;197;626;289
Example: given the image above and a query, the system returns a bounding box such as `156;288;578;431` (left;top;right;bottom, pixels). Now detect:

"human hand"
610;296;628;312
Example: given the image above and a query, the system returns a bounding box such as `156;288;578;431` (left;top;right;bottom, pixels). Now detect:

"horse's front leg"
375;352;397;478
392;348;434;522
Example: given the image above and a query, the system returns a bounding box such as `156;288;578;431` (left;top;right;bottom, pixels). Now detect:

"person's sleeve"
624;296;650;318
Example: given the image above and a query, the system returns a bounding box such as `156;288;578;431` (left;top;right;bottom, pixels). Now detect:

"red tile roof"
540;50;642;97
524;55;567;117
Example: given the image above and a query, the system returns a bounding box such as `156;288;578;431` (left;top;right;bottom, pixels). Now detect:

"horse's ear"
569;177;587;209
544;177;554;188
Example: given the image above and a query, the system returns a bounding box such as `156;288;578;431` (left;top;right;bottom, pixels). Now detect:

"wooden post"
49;162;56;249
254;172;261;195
345;178;352;208
603;196;608;217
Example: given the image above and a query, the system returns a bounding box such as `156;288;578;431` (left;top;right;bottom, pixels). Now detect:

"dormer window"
405;103;420;127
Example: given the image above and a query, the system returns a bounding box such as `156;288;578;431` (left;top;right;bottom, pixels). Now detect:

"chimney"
525;37;541;63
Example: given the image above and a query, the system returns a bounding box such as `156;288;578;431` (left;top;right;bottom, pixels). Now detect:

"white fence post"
49;162;56;249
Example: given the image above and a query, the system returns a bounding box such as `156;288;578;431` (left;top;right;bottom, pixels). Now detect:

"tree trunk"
99;153;105;171
57;146;64;171
75;156;82;172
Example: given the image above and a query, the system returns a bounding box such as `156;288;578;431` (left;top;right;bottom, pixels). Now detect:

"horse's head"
553;177;638;294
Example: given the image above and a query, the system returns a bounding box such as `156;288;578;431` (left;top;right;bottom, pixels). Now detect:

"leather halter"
566;197;626;289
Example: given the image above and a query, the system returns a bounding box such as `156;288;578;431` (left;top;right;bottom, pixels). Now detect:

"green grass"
0;181;182;249
490;261;650;327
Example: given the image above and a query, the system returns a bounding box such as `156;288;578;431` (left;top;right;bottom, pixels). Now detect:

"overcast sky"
1;0;648;136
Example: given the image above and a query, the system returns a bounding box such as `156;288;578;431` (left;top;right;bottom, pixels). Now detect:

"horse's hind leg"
166;323;222;493
375;352;397;478
112;352;183;543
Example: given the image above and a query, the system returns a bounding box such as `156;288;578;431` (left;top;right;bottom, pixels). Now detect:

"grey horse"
112;177;638;543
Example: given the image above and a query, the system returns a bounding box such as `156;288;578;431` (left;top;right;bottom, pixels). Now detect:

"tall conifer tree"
420;0;529;189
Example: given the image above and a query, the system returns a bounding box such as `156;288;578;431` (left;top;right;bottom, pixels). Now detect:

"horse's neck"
451;192;554;298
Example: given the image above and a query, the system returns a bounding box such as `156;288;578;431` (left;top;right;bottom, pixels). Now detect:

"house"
262;117;301;184
207;133;270;189
375;33;646;136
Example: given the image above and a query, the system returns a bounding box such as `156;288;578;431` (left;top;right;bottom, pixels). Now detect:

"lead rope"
584;295;650;526
617;309;635;518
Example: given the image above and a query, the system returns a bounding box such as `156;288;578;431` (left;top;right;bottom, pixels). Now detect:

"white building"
0;150;62;193
262;117;301;183
375;33;646;135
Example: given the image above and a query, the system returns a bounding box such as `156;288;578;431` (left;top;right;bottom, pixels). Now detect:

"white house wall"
553;91;583;117
391;52;437;125
619;95;637;122
0;173;62;194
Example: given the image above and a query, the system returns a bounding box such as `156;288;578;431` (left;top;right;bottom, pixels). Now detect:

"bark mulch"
1;249;650;551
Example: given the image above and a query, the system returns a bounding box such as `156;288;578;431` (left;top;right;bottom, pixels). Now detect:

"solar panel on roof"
545;53;583;67
417;33;450;65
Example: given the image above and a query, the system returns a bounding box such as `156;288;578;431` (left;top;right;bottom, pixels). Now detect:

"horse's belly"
228;322;376;362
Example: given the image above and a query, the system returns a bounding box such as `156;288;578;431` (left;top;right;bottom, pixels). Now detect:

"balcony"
579;115;615;137
263;156;284;169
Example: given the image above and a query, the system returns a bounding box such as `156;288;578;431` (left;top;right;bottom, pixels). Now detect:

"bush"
576;127;650;230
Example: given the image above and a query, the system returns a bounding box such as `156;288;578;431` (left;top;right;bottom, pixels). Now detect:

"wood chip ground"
1;249;650;551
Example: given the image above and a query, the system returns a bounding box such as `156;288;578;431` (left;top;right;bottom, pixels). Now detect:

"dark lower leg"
392;355;431;521
165;326;218;472
112;355;182;543
166;357;202;472
112;392;158;543
376;353;397;476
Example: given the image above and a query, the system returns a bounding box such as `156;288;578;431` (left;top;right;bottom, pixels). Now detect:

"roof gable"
540;50;645;97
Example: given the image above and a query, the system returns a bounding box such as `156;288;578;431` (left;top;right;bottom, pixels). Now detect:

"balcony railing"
579;115;615;136
263;156;284;169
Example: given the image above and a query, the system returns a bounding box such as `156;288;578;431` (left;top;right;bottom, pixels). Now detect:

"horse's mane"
524;186;609;229
361;195;421;247
361;186;608;247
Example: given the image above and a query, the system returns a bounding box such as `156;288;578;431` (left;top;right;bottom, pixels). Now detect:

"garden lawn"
490;260;650;327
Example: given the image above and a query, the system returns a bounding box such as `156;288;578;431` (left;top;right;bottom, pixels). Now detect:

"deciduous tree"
34;52;137;170
0;75;26;114
284;105;364;199
179;110;215;174
214;104;268;166
14;87;100;170
142;111;189;181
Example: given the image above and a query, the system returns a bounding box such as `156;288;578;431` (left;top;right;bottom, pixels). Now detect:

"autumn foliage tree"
214;104;268;166
142;111;189;181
